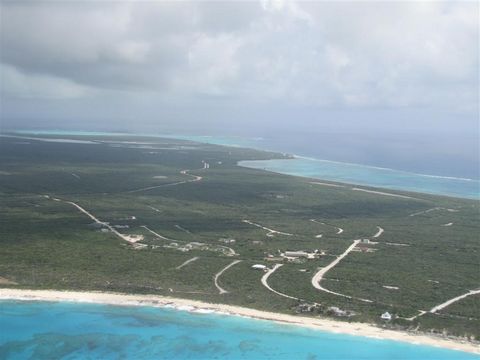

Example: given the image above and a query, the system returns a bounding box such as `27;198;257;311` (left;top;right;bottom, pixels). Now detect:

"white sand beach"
0;288;478;354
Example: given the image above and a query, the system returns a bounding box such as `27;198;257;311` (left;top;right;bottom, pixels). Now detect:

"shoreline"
1;288;478;355
5;130;479;200
237;160;480;201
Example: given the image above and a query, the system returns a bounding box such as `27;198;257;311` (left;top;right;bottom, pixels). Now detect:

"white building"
381;312;392;321
251;264;267;270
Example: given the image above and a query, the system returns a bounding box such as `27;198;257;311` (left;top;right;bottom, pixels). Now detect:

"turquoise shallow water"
10;130;480;199
1;301;478;360
238;158;480;200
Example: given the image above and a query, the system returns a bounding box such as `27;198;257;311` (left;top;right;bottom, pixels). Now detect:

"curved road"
311;240;372;303
260;264;299;301
373;226;384;238
430;289;480;314
214;260;242;294
44;195;141;244
127;169;203;193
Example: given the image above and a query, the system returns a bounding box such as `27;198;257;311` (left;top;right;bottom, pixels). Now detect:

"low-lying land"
0;133;478;346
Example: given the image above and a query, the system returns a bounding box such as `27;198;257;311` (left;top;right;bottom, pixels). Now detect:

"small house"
381;312;392;321
251;264;267;270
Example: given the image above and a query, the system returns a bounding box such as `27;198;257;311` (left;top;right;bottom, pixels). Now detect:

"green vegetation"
0;134;478;340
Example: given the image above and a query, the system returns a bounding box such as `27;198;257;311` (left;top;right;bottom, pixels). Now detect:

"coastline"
6;130;479;200
1;288;478;355
237;159;480;201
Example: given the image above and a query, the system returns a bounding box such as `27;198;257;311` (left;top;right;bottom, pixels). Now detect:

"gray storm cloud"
1;1;478;179
1;1;477;109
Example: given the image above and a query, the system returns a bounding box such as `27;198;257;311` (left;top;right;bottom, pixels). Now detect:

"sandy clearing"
176;257;199;270
352;188;417;200
213;260;242;294
0;289;478;354
261;264;299;301
442;223;453;227
315;234;323;238
242;220;293;236
335;227;344;235
0;277;17;285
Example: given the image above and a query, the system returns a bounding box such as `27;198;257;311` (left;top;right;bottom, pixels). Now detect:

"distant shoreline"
238;159;480;201
5;130;479;200
1;289;478;355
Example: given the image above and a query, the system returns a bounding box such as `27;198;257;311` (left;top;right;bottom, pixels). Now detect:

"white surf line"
311;240;372;303
429;289;480;314
373;226;384;238
261;264;299;301
214;260;242;294
43;195;141;244
242;220;293;236
441;222;453;227
176;257;199;270
70;173;80;180
309;181;345;188
352;188;416;200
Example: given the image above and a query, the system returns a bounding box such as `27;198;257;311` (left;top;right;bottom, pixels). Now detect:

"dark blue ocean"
1;301;478;360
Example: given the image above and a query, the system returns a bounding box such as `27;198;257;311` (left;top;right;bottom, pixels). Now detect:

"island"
0;133;478;354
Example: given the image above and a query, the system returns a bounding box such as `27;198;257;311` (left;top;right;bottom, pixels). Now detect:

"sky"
0;1;479;176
